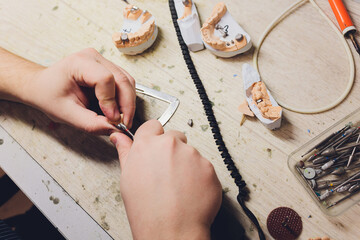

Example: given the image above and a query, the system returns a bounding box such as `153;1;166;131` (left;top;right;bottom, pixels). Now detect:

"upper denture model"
174;0;204;52
112;5;158;55
201;2;252;58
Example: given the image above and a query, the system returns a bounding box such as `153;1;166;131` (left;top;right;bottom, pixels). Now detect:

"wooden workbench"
1;0;360;239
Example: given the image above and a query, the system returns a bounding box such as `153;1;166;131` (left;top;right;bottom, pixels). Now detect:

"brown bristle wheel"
267;207;303;240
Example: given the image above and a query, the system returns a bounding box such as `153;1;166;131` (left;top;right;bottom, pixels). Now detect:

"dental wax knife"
329;0;360;55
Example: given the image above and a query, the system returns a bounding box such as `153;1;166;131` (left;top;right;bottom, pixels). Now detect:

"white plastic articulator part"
174;0;204;52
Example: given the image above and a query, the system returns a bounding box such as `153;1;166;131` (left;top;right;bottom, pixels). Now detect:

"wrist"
0;47;45;104
18;65;46;105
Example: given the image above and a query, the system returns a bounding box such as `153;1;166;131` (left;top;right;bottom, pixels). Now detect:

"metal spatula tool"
135;83;180;126
115;83;180;137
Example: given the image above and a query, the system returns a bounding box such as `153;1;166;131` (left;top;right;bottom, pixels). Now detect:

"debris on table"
240;114;246;126
187;119;193;127
238;100;254;117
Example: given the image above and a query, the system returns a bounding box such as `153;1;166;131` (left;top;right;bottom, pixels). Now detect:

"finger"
110;132;133;169
165;130;187;143
114;74;136;128
134;119;164;139
63;100;117;135
70;58;121;123
93;54;136;128
116;65;136;89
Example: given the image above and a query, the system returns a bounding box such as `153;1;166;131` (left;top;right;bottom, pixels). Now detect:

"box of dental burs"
288;108;360;216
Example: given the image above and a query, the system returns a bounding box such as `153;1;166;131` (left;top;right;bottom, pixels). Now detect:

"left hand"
22;48;136;135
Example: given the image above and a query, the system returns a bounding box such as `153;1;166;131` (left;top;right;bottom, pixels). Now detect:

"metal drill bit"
349;183;360;192
329;0;360;56
301;125;350;157
321;142;360;157
306;152;360;169
349;32;360;56
319;170;360;200
321;152;348;170
327;188;360;209
306;127;356;161
322;127;359;151
347;133;360;167
115;123;134;139
319;127;358;153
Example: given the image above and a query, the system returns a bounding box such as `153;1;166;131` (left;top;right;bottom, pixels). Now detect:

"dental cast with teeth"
112;5;158;55
242;64;283;130
200;2;252;58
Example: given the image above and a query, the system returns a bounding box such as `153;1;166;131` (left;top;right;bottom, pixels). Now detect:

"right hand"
110;120;222;240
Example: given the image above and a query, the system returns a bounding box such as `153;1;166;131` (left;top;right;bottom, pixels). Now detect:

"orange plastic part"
328;0;354;34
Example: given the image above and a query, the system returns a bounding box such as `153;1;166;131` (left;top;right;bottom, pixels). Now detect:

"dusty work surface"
1;0;360;239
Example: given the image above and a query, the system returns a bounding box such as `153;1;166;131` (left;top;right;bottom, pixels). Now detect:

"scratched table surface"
1;0;360;239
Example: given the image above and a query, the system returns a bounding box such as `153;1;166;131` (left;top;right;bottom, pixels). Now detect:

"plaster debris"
200;125;209;132
187;119;193;127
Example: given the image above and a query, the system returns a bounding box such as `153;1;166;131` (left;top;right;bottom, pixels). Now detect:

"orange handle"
328;0;356;35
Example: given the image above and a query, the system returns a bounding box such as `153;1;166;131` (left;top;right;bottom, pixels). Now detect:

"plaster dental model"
112;5;158;55
174;0;204;52
200;2;252;58
242;64;282;130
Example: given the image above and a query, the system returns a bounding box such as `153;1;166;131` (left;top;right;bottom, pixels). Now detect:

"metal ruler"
0;126;113;240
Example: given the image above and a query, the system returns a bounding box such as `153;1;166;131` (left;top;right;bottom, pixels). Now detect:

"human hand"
110;120;222;240
23;48;136;135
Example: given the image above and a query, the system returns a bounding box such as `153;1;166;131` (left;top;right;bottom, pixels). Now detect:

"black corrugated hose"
168;1;266;239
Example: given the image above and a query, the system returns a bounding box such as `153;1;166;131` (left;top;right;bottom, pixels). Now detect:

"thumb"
110;132;133;169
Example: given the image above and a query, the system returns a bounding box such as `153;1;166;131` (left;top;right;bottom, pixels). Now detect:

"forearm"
131;223;211;240
0;47;44;103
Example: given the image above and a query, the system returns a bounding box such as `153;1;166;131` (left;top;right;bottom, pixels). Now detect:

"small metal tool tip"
326;204;335;209
349;33;360;56
182;0;190;6
115;123;134;139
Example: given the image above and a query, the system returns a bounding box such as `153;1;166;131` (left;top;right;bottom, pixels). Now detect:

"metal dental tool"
296;167;319;199
301;125;350;157
347;133;360;167
321;141;360;157
329;0;360;56
115;123;134;139
326;186;360;209
306;127;356;161
135;83;180;126
113;83;180;139
319;170;360;200
320;152;348;170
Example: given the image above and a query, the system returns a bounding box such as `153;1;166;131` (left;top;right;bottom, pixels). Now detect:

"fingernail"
100;100;121;123
110;135;117;145
113;108;121;122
